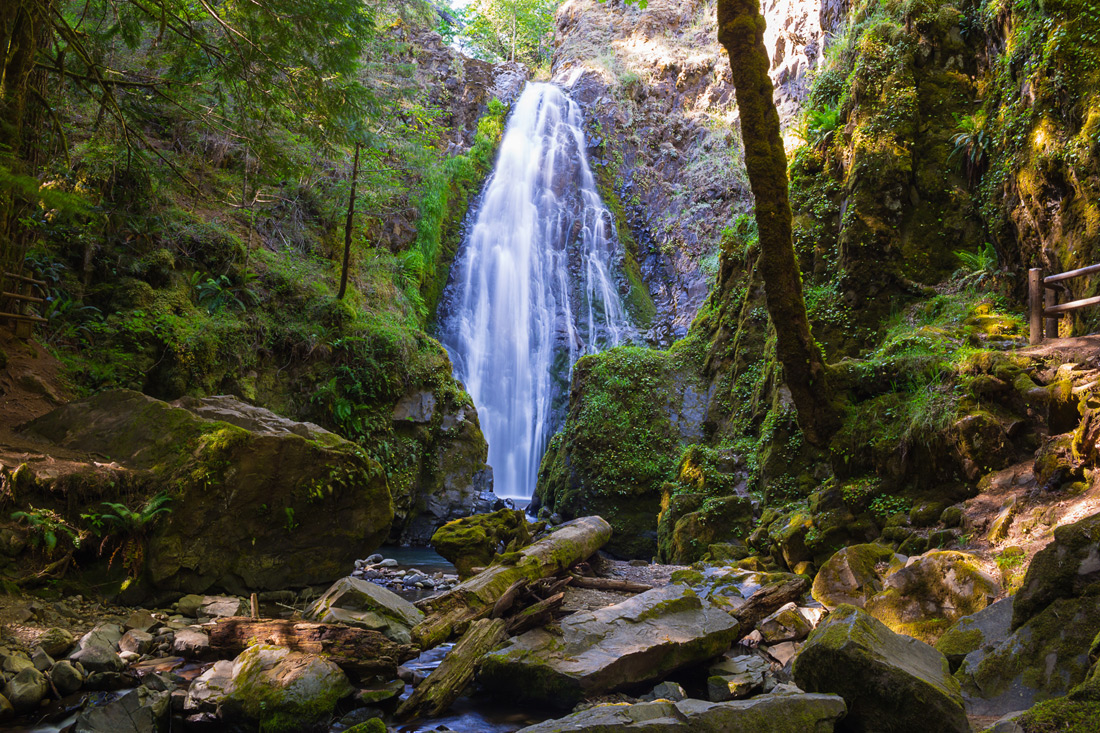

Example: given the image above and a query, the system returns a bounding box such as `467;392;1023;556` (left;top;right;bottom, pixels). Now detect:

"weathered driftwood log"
412;516;612;649
733;576;810;631
491;579;529;619
396;617;508;720
568;575;653;593
208;618;417;677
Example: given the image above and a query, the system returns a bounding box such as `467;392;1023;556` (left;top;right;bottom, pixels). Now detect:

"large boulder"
478;583;741;708
2;667;48;712
957;593;1100;716
305;576;423;644
514;693;848;732
811;544;900;609
792;604;969;733
219;644;353;732
1011;510;1100;629
20;390;393;594
863;550;999;642
430;508;533;576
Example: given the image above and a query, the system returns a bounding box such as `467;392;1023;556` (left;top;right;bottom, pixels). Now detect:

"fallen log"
412;516;612;649
732;576;810;631
491;579;529;619
507;591;565;636
396;617;507;720
208;618;417;677
568;575;653;593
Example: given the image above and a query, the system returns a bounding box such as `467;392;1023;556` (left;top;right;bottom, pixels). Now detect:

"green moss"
430;508;531;577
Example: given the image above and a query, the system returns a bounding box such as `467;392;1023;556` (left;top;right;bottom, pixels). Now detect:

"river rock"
199;596;246;618
0;694;11;720
70;645;123;673
31;647;53;671
72;687;170;733
811;543;901;609
305;576;424;644
20;389;393;595
219;644;353;730
3;667;48;711
172;628;210;658
184;659;233;712
514;692;847;732
37;627;75;657
2;651;33;674
120;629;155;655
792;604;969;733
1011;510;1100;629
50;660;84;696
478;583;740;708
757;602;813;643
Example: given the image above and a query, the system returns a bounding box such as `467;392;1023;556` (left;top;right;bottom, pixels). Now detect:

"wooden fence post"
1045;283;1060;339
1029;268;1042;345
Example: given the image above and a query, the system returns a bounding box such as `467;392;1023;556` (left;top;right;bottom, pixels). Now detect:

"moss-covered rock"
658;493;754;565
792;604;969;733
934;597;1013;673
864;550;999;643
960;593;1100;717
811;543;899;610
430;508;533;577
535;344;707;559
20;390;393;595
1012;510;1100;630
220;644;353;732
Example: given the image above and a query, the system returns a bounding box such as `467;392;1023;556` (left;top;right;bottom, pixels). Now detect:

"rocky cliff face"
549;0;848;344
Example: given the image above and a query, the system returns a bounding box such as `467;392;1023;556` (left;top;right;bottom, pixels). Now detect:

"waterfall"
438;82;635;499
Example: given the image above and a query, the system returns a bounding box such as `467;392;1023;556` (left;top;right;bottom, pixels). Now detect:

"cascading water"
438;82;635;499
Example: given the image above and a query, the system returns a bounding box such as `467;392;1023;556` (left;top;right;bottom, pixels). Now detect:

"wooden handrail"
0;272;47;287
1030;265;1100;344
1;291;45;304
1044;263;1100;284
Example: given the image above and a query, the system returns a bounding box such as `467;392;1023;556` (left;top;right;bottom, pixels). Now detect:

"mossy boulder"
1012;510;1100;630
478;584;740;708
430;508;532;577
513;693;848;732
934;597;1013;673
811;543;900;610
1033;432;1080;491
535;345;708;559
304;576;423;644
792;604;969;733
220;644;353;732
21;390;393;595
864;550;999;643
959;593;1100;717
657;493;754;565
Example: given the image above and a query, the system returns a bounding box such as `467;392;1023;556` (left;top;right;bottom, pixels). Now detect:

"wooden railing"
1028;265;1100;345
0;271;48;338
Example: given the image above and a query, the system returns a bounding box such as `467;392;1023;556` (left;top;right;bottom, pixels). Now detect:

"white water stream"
439;82;634;499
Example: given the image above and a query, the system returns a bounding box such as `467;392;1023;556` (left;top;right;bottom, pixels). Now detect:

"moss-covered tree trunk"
717;0;837;446
1;0;44;272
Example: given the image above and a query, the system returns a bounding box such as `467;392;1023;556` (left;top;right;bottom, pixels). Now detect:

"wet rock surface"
479;583;741;708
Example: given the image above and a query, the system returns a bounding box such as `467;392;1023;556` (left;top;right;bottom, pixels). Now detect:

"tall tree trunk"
716;0;837;447
1;0;44;275
337;141;360;300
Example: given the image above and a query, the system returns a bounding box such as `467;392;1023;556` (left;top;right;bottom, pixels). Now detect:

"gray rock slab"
515;692;847;732
479;584;740;708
